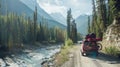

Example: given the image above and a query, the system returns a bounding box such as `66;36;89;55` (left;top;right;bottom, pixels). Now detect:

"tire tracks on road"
74;47;81;67
92;60;103;67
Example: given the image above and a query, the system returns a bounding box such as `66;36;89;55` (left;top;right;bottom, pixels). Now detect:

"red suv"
81;33;102;56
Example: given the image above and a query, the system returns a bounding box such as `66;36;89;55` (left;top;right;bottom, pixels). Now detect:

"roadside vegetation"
54;39;73;67
104;46;120;57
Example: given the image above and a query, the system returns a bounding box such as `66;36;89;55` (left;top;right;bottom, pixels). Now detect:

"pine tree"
91;0;97;33
71;20;77;43
67;8;77;43
96;0;107;32
107;0;113;26
88;16;91;33
109;0;120;24
67;8;72;39
74;21;77;43
33;6;37;43
0;2;1;15
90;0;107;38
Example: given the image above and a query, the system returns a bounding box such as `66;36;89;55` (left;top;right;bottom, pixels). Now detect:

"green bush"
104;46;119;56
65;39;73;47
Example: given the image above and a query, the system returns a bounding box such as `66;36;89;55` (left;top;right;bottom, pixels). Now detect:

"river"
0;44;61;67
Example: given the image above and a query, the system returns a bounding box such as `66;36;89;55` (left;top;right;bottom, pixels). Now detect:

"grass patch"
55;47;69;66
54;39;73;67
104;46;120;57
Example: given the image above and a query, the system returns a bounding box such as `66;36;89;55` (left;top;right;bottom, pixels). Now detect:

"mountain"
20;0;53;20
50;13;66;26
0;0;65;29
75;14;92;35
1;0;33;17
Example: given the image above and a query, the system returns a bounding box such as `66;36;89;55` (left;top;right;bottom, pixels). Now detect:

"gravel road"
62;44;120;67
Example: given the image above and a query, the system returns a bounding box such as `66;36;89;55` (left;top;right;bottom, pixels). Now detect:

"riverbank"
42;43;75;67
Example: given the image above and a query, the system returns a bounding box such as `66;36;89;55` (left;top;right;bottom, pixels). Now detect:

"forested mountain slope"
0;0;66;28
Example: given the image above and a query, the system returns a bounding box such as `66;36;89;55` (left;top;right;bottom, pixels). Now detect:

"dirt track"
61;44;120;67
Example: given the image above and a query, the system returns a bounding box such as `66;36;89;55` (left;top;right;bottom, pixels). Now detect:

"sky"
37;0;92;18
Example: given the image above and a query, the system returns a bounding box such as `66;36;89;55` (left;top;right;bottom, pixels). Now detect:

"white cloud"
37;0;67;17
55;0;62;5
62;0;92;18
70;0;80;7
37;0;92;18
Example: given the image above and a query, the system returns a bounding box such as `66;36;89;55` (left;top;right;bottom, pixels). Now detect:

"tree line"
67;8;77;43
0;6;66;50
88;0;120;38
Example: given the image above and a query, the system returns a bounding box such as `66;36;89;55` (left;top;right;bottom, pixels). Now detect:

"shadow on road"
85;52;120;64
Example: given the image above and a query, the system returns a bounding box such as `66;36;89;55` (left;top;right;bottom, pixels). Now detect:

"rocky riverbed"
0;44;61;67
